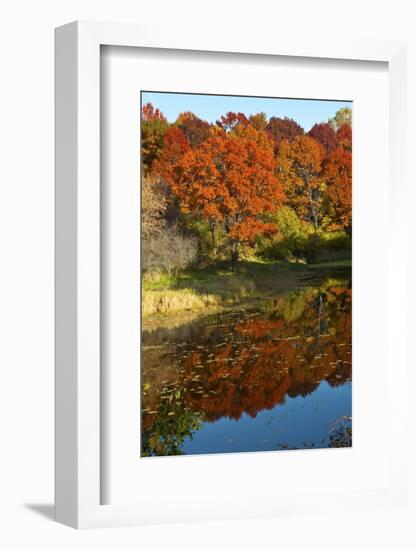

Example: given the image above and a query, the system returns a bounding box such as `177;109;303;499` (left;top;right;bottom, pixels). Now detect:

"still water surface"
141;281;352;456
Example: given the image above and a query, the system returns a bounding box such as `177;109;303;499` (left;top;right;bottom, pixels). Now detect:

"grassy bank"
142;259;351;318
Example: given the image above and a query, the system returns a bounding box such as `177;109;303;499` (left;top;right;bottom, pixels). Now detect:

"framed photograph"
55;21;408;528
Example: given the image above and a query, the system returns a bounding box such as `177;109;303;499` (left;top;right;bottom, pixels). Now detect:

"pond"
141;280;352;457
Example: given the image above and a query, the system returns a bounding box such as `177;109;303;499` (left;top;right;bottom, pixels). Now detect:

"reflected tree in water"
141;283;352;456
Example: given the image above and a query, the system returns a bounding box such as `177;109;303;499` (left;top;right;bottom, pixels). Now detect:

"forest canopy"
141;102;352;274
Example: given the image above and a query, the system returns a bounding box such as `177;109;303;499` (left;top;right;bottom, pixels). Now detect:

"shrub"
257;207;314;262
257;206;351;264
258;233;309;263
303;232;351;263
142;227;198;275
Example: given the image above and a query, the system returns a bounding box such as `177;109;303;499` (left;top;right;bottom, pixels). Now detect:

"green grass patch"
309;259;352;268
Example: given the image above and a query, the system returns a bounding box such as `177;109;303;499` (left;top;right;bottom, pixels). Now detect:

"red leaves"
336;123;352;151
266;116;304;152
155;128;284;244
217;111;249;132
145;100;352;256
308;122;338;154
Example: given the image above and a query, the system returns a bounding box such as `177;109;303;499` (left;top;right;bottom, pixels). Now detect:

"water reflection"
141;281;352;456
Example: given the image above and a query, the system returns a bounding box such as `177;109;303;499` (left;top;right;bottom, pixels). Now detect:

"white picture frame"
55;20;407;529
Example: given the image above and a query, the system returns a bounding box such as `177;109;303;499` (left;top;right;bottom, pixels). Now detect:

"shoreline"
142;260;351;331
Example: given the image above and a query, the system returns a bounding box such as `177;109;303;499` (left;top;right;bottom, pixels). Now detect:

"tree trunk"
209;218;218;257
230;243;239;271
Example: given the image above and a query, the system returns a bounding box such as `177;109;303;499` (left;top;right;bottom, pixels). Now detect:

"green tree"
328;107;352;130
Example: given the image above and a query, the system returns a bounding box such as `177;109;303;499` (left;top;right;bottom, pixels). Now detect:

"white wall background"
0;0;416;548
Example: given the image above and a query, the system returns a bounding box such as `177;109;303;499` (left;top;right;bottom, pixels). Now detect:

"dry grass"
142;289;219;317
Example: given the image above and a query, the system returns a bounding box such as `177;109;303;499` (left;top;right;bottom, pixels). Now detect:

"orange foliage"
152;126;190;185
277;135;324;229
336;123;352;151
142;102;167;122
158;127;285;247
217;111;249;131
323;148;352;233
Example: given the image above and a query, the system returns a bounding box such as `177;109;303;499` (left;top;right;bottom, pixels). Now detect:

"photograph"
140;91;352;457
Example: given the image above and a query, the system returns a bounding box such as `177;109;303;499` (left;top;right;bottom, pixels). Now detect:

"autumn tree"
141;103;168;174
216;111;249;132
164;127;284;268
336;123;352;151
152;126;190;184
151;126;190;225
175;111;211;149
249;112;268;131
266;116;304;152
276;135;324;230
322;148;352;234
308;122;337;154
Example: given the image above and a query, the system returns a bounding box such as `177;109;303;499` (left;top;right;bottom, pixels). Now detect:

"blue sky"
141;91;352;132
